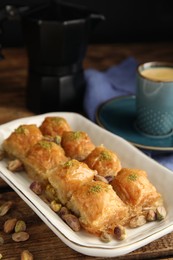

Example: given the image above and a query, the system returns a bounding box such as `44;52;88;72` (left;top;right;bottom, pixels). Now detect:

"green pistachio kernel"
15;126;29;135
39;140;53;150
128;173;138;181
100;151;112;161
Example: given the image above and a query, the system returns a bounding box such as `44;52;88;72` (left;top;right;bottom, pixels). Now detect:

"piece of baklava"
61;131;95;161
67;181;129;235
39;116;71;137
84;145;121;178
2;124;43;161
110;168;163;215
23;140;68;184
48;159;96;205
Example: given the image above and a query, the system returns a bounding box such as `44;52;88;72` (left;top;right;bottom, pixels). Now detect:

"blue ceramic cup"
136;61;173;137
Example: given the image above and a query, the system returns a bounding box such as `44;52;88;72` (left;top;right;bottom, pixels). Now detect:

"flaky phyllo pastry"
67;181;129;235
61;131;95;161
39;116;71;137
84;145;121;178
1;116;166;241
24;140;68;185
2;124;43;161
48;159;96;204
111;168;163;217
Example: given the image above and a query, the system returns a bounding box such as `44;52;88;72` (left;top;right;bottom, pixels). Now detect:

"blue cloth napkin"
84;57;138;121
83;57;173;172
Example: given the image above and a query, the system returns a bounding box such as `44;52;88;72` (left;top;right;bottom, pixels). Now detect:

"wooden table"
0;43;173;259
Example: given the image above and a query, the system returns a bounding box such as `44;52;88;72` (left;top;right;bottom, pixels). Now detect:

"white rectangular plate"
0;112;173;257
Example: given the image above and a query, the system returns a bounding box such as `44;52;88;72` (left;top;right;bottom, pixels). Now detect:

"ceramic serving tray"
0;112;173;257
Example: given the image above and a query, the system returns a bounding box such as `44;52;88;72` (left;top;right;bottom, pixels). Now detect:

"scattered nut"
58;206;70;218
43;135;61;145
146;209;156;222
114;225;126;240
105;175;114;183
156;206;167;221
21;249;33;260
3;218;17;234
54;135;61;144
15;220;26;233
50;200;61;212
62;214;81;232
0;253;3;259
30;181;43;195
0;201;13;216
94;174;108;183
44;184;57;201
129;215;147;228
7;159;23;172
12;231;29;242
100;231;112;242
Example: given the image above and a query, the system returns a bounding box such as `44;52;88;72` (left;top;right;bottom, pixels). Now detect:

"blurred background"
1;0;173;47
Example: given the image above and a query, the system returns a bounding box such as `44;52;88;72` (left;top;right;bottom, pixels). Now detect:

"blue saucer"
96;95;173;151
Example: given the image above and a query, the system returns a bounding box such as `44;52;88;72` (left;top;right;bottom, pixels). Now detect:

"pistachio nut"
3;218;17;234
21;250;33;260
156;206;167;221
0;201;13;216
129;215;147;228
50;200;61;212
30;181;43;195
100;231;112;242
15;220;26;233
114;225;126;240
12;231;29;242
146;209;156;222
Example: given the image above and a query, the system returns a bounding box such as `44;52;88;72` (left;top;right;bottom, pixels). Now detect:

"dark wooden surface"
0;43;173;259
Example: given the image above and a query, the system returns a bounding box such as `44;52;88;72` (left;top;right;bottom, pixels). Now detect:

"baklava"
111;168;163;215
48;159;96;204
40;116;71;137
23;140;68;184
84;145;121;178
67;181;129;235
61;131;95;161
2;124;43;161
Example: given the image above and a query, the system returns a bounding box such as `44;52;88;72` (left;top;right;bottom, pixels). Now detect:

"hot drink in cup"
135;61;173;137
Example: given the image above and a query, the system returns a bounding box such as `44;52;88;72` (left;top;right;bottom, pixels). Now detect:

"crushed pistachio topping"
39;140;53;149
51;117;63;123
100;151;112;161
88;184;102;193
63;160;74;168
15;126;29;135
127;173;138;181
71;131;82;140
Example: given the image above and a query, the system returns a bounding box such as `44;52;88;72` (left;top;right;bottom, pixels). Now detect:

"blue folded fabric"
84;57;138;121
83;57;173;172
